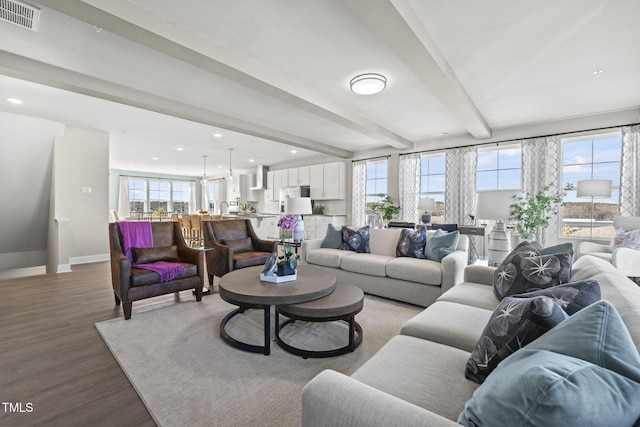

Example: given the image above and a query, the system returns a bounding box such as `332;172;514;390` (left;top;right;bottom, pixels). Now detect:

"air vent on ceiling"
0;0;40;32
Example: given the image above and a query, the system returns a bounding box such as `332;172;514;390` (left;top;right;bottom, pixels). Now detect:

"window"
420;153;446;220
172;182;190;214
149;181;170;213
561;132;621;239
365;159;388;203
128;179;146;213
477;146;522;191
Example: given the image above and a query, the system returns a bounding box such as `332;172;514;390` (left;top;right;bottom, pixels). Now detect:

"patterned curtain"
620;125;640;217
399;153;421;222
351;160;367;227
521;136;561;245
445;146;477;225
190;181;197;214
117;176;130;218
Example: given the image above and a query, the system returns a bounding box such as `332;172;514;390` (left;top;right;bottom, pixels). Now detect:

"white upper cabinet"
309;162;346;200
298;166;310;186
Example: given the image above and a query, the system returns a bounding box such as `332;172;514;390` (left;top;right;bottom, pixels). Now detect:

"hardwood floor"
0;262;206;427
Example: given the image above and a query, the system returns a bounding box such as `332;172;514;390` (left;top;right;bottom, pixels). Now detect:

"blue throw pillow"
459;301;640;427
320;223;342;249
395;227;427;258
513;279;601;315
339;225;370;253
424;229;459;262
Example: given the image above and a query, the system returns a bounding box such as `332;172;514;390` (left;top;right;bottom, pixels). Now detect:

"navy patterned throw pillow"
396;227;427;258
493;241;571;300
340;225;370;253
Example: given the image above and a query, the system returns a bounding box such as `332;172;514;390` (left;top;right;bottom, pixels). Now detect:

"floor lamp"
476;190;521;267
576;179;612;241
286;197;312;242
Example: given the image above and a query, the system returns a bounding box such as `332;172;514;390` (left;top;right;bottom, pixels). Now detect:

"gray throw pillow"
320;223;342;249
459;301;640;427
493;242;571;300
465;295;569;384
424;229;459;262
530;241;575;266
339;225;370;253
395;227;427;258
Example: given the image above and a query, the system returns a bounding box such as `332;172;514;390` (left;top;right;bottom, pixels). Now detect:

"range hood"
249;165;269;190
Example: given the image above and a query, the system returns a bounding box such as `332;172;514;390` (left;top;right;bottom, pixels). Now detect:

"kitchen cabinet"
288;166;310;186
266;171;275;201
274;169;288;193
303;215;346;240
309;162;346;200
288;168;298;187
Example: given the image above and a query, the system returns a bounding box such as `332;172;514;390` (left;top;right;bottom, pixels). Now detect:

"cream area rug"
95;293;422;427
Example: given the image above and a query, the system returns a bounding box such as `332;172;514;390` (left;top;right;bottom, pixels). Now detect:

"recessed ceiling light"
291;150;297;154
93;25;102;33
175;147;184;151
7;98;23;104
151;157;159;160
435;132;449;137
593;69;604;77
212;133;223;138
249;159;255;162
350;73;387;95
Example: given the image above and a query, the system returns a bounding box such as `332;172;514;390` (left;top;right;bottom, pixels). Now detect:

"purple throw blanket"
133;261;186;283
118;221;153;261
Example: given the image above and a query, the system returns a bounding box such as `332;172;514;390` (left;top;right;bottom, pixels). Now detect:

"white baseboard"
69;253;109;265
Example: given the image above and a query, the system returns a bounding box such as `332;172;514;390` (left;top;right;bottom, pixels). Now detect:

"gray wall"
0;112;63;270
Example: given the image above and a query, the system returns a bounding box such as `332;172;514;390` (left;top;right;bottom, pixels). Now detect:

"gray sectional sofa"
300;228;469;308
301;255;640;426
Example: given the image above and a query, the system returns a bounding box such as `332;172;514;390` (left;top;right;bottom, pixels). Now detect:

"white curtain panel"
399;153;421;222
117;176;130;218
190;182;197;214
620;125;640;217
521;136;561;245
352;160;367;227
445;146;478;225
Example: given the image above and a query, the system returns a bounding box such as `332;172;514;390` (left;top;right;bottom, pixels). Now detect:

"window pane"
477;150;497;171
498;148;521;169
429;156;446;174
498;169;521;190
428;175;446;192
593;137;621;162
563;140;592;165
477;171;497;191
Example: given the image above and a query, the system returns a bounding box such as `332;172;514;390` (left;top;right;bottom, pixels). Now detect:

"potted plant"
277;214;296;240
367;194;401;227
277;244;300;276
509;184;572;241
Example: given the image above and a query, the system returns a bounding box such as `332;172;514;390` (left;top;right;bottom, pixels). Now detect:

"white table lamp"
418;198;436;224
577;179;612;241
285;197;312;241
476;190;521;266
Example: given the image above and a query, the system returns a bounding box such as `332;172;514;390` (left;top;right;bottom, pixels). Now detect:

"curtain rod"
409;122;639;156
123;174;194;182
351;155;390;163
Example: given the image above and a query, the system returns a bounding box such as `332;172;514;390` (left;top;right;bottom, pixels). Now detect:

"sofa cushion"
425;229;460;262
223;237;253;253
340;253;392;277
340;225;370;253
352;335;479;421
465;295;569;384
437;282;500;311
369;228;403;256
305;248;353;268
459;301;640;427
386;257;441;285
610;227;640;252
320;223;342;249
401;301;493;352
395;227;427;258
493;241;571;300
132;245;179;264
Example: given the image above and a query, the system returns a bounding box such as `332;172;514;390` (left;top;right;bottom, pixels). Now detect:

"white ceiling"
0;0;638;177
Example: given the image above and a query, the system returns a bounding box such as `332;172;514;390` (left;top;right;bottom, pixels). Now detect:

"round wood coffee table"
218;265;336;355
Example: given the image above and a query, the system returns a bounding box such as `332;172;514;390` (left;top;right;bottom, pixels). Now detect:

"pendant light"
227;148;234;182
200;155;208;186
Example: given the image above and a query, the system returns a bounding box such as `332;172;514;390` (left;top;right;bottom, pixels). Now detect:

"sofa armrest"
463;265;496;286
440;250;468;294
301;239;323;263
302;370;459;427
612;247;640;276
576;241;609;259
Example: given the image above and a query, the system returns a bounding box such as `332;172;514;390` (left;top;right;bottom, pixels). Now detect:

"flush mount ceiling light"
7;98;23;104
350;73;387;95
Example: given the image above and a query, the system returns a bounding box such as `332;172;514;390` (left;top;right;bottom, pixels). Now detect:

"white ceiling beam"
0;50;353;158
342;0;492;139
36;0;414;150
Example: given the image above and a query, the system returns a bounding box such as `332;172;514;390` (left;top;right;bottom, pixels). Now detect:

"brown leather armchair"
202;219;277;285
109;222;204;319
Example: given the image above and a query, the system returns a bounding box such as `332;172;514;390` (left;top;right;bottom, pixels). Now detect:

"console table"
458;225;486;262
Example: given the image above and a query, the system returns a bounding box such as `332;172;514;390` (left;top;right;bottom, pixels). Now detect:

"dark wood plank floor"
0;261;205;427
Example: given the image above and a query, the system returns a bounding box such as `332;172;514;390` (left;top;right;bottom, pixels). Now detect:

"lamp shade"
476;190;521;221
418;198;436;210
576;179;612;198
285;197;312;215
